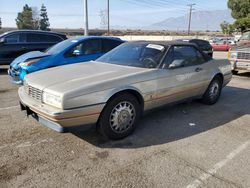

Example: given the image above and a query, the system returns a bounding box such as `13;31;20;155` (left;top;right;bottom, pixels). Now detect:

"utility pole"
107;0;110;35
187;3;195;35
84;0;89;36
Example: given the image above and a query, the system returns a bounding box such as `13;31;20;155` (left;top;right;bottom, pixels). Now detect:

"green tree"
234;15;250;31
16;4;34;29
220;21;234;35
39;4;50;31
0;18;2;29
228;0;250;31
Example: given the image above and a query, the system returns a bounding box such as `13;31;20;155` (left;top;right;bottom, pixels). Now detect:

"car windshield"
96;42;167;68
45;38;79;55
240;32;250;41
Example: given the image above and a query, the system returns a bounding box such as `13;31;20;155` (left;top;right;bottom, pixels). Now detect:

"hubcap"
210;82;219;98
110;101;136;133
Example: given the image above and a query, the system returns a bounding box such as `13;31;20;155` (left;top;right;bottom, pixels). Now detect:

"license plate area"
20;102;36;117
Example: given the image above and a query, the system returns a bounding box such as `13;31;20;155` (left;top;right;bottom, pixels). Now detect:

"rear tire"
202;77;222;105
97;93;141;140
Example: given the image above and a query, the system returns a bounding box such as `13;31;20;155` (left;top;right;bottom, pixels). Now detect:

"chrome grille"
26;85;42;101
238;52;250;60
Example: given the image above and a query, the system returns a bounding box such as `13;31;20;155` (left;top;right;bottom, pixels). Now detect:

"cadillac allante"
19;41;232;139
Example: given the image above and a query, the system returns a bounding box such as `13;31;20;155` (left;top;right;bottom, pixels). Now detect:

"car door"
154;45;210;107
0;33;26;64
63;39;103;65
26;33;54;52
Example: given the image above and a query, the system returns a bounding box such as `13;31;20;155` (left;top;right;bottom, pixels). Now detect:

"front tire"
232;70;238;75
202;77;222;105
97;93;141;140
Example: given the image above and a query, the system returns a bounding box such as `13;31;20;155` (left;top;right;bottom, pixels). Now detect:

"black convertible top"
125;40;212;61
127;40;198;47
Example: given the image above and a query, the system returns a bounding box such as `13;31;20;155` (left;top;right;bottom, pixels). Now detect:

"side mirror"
73;49;81;56
169;59;185;69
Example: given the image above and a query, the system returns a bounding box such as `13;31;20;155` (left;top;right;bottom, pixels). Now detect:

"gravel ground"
0;52;249;188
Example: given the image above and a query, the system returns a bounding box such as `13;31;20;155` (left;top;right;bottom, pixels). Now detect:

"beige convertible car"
19;41;232;139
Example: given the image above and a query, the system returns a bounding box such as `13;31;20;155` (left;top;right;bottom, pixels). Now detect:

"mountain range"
149;10;234;31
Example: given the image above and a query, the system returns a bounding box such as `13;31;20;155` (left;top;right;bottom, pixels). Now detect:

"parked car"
229;31;250;74
209;37;220;44
211;40;232;51
0;30;67;65
19;41;232;139
8;36;124;84
177;39;213;57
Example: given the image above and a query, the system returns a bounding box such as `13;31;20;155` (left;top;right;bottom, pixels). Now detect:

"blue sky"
0;0;228;29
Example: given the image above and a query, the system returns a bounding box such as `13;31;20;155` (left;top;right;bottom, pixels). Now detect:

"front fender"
105;85;143;102
26;55;58;73
63;86;143;110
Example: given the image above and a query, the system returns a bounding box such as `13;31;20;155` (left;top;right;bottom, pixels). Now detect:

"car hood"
25;61;153;96
10;51;50;69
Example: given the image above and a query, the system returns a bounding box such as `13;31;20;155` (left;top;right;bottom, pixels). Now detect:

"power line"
127;0;187;10
122;0;158;8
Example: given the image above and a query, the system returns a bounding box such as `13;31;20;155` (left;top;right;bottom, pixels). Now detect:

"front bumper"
18;87;105;132
230;60;250;71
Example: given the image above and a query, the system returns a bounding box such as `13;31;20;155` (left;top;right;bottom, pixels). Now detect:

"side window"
5;33;26;44
19;33;26;43
27;33;62;43
65;39;102;57
81;39;102;55
27;33;42;42
46;35;63;42
5;34;19;43
102;39;122;53
166;46;205;68
65;43;83;57
162;47;174;69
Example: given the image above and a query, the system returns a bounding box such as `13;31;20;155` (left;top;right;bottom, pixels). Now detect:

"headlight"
23;79;29;94
19;58;41;67
23;79;27;87
42;92;62;108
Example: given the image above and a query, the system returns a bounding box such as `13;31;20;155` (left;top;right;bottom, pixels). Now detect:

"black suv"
177;39;213;57
0;30;67;65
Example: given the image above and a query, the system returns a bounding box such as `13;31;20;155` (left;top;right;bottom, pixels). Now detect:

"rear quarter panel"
209;59;232;86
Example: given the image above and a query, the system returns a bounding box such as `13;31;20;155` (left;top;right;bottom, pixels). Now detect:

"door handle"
195;67;203;72
21;47;27;50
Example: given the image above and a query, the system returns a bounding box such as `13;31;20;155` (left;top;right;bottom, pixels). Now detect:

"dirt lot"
0;52;250;188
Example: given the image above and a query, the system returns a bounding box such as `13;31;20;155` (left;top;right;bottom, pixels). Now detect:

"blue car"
8;36;124;84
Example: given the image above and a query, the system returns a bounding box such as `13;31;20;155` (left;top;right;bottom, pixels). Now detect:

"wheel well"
96;89;144;127
213;73;223;84
107;89;144;111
